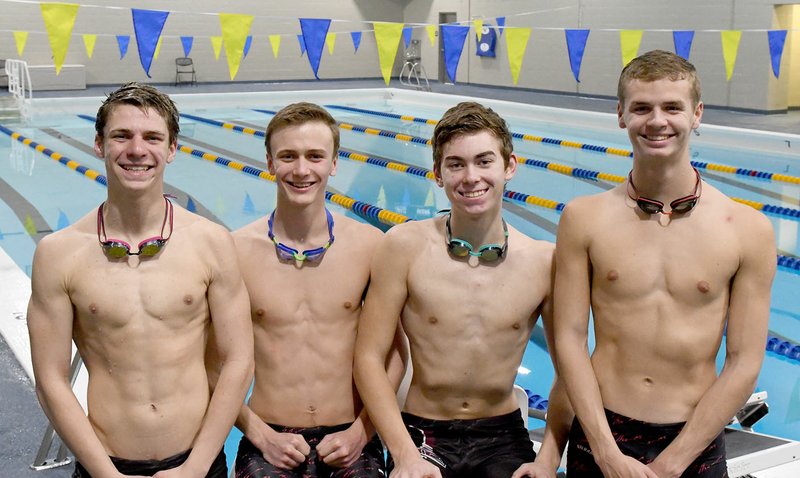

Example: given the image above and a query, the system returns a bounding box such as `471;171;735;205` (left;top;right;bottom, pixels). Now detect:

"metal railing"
5;59;33;121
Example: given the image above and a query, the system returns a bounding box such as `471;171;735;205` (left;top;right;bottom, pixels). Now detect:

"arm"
514;249;572;478
650;212;776;478
553;203;655;478
27;237;128;478
177;229;254;477
354;227;439;477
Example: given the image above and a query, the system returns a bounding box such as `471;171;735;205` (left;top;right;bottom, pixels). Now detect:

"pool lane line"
244;110;800;221
0;175;52;243
183;112;568;214
324;104;800;186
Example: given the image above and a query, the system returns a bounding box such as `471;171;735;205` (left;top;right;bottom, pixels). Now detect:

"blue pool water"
0;92;798;466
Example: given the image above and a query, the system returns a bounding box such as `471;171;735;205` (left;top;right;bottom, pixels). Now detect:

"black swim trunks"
387;410;536;478
72;448;227;477
234;422;385;478
567;408;728;477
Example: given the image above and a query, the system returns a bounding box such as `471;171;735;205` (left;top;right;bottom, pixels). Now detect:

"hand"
597;452;660;478
151;465;201;478
316;424;369;468
389;457;443;478
254;428;311;470
648;456;682;478
511;461;557;478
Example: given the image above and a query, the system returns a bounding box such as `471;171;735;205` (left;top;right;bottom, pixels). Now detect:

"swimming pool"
1;88;798;466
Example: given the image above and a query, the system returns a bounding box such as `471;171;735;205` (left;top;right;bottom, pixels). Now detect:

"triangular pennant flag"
620;30;643;67
326;33;336;55
376;186;387;209
298;34;306;56
220;13;254;80
216;195;226;216
82;34;97;59
153;36;163;61
299;18;332;79
496;17;506;36
131;8;169;77
721;30;742;81
269;34;281;58
424;187;435;207
473;20;484;42
402;26;413;48
565;29;590;83
373;22;404;85
672;30;694;61
243;193;255;214
186;196;197;213
505;27;532;86
13;31;28;56
56;210;70;230
40;3;80;74
244;35;253;58
767;30;788;79
350;31;362;52
211;36;223;60
116;35;130;59
181;36;194;57
401;188;411;207
441;24;470;83
24;214;37;237
425;25;437;46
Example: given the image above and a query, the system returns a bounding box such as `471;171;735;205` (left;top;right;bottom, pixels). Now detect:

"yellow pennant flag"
13;31;28;56
505;27;531;86
620;30;643;67
211;36;223;60
474;19;484;41
424;187;435;207
40;2;80;74
82;34;96;59
153;36;163;61
426;25;437;46
373;22;405;85
721;30;742;81
326;32;336;55
24;214;37;237
269;34;281;58
219;13;254;80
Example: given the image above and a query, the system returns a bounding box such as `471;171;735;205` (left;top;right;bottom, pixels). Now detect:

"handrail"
5;58;33;121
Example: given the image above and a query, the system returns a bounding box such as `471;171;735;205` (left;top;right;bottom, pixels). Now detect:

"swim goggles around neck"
97;196;173;258
445;212;508;262
627;167;702;215
268;208;335;262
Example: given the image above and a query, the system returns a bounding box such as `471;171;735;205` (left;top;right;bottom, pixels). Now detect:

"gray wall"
1;0;796;111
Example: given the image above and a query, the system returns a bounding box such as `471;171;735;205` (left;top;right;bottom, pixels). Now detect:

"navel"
428;316;438;324
607;270;619;281
512;323;521;330
183;295;193;305
697;281;710;293
643;377;654;387
461;401;470;410
343;301;353;309
150;403;158;412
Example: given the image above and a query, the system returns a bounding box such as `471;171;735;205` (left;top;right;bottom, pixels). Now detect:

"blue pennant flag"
243;35;253;58
565;29;590;83
496;17;505;36
441;24;470;83
672;30;695;61
186;197;197;213
350;31;362;53
402;26;413;49
242;193;255;214
299;18;331;79
767;30;788;79
116;35;130;59
180;36;193;57
131;8;170;78
56;210;70;230
298;34;306;56
475;22;497;57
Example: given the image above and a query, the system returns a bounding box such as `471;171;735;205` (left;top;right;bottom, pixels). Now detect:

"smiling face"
618;78;703;163
436;130;516;217
267;121;337;207
94;104;176;192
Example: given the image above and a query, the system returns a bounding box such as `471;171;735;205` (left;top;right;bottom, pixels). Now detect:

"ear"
330;151;338;177
94;134;104;159
267;153;275;175
617;102;626;129
166;140;177;164
434;168;443;187
505;154;518;182
692;101;703;130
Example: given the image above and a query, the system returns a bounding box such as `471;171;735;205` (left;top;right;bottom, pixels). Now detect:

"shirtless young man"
555;50;777;478
354;102;571;478
232;102;403;478
27;83;254;478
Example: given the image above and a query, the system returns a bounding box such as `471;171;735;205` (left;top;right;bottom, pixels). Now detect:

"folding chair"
175;57;196;86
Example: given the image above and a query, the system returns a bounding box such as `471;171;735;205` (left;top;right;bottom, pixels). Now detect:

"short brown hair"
432;102;513;176
265;102;339;157
96;82;180;144
618;50;701;107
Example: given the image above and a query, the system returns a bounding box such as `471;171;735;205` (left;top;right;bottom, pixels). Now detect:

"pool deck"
1;78;798;477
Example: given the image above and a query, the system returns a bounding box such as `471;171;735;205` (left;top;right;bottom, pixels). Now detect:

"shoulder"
331;212;384;249
383;217;437;247
508;225;555;269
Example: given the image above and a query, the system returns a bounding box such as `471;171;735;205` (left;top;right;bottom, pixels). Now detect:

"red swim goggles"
627;168;702;215
97;196;173;258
